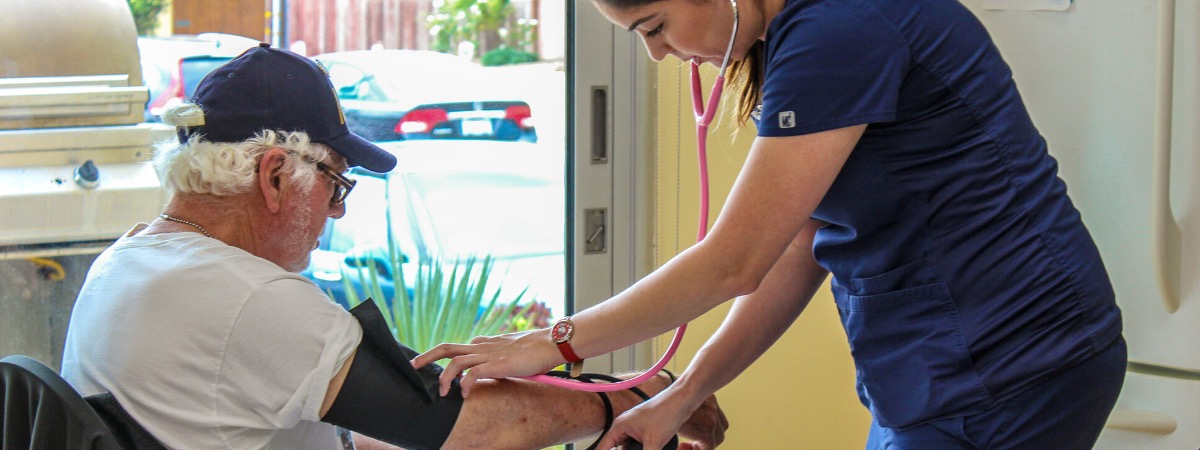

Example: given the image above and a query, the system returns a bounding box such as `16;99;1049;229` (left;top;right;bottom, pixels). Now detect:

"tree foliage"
427;0;540;64
128;0;169;35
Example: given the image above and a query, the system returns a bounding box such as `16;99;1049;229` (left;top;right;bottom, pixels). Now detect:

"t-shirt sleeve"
757;1;909;137
216;276;363;429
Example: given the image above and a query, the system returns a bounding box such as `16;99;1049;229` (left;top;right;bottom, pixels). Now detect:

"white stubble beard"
282;197;319;273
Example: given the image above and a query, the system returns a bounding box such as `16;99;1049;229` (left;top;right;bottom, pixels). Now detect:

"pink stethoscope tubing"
520;0;740;392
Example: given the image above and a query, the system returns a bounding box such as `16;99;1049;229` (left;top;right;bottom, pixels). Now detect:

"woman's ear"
257;148;291;213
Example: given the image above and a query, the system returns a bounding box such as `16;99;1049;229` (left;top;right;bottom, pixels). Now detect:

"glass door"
1;4;661;449
278;0;571;345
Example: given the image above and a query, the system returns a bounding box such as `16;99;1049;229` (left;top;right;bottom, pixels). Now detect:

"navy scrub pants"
866;336;1127;450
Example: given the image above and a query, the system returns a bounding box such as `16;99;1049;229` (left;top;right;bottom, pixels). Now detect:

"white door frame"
570;2;658;376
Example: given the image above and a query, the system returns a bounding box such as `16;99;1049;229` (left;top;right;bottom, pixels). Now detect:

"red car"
137;33;259;121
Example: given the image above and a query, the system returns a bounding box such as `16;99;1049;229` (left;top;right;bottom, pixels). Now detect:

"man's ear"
257;148;291;214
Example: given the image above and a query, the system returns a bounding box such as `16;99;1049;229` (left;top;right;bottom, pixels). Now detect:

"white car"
302;139;565;312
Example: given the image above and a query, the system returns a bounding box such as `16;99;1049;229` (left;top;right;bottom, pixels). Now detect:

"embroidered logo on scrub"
779;111;796;129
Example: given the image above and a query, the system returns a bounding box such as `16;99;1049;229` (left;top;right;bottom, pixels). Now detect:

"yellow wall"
651;61;872;448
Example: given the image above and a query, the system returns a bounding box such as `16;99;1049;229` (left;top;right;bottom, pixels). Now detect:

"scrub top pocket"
837;281;994;428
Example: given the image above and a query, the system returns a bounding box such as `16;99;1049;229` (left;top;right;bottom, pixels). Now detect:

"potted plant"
338;241;551;353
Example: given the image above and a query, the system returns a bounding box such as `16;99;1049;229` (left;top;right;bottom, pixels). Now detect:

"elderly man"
60;43;725;450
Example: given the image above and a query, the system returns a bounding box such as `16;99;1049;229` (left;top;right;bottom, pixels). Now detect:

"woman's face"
594;0;744;67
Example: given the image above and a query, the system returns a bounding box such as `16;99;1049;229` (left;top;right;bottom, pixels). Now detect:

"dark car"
137;33;258;121
312;50;538;143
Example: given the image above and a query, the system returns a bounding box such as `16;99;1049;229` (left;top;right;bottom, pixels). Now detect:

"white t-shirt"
62;225;363;450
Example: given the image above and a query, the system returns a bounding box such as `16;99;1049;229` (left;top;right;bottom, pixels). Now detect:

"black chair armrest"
84;393;168;450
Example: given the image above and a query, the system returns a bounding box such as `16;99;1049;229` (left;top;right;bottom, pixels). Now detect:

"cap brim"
324;132;397;173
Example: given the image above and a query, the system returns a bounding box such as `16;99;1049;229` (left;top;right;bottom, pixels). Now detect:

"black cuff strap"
544;371;678;450
322;300;464;450
661;368;677;383
546;370;613;450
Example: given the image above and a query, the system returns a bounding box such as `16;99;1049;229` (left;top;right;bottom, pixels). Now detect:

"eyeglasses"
307;158;356;205
272;150;356;205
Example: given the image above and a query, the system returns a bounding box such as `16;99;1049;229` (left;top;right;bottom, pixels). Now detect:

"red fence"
286;0;432;56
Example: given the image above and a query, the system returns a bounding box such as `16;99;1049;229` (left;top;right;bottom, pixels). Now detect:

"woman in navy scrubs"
415;0;1126;448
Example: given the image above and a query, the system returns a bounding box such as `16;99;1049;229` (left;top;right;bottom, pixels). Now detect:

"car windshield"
317;51;490;107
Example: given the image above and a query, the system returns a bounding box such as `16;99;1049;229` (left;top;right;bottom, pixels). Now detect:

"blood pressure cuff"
322;300;465;450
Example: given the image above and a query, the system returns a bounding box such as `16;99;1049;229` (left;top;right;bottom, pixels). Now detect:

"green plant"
427;0;512;56
338;242;548;353
504;17;538;54
481;46;538;67
127;0;169;35
426;0;539;63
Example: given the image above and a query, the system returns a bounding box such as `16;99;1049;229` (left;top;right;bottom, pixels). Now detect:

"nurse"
414;0;1127;448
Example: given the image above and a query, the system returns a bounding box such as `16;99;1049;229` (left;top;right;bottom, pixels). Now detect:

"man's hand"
679;394;727;449
597;390;728;450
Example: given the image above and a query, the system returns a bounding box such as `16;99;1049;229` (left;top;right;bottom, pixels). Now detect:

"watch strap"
557;340;583;364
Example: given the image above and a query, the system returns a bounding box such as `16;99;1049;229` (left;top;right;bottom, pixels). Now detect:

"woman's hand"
595;389;728;450
411;328;564;397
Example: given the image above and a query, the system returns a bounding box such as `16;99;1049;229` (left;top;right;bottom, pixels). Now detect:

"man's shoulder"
100;233;330;313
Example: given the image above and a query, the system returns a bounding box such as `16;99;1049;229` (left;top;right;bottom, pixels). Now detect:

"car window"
317;52;481;105
180;56;233;98
370;65;474;104
324;63;366;100
363;79;392;102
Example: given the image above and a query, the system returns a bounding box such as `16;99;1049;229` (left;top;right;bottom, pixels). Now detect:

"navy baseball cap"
186;42;396;173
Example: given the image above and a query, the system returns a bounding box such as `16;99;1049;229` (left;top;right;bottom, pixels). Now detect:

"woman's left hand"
412;328;563;397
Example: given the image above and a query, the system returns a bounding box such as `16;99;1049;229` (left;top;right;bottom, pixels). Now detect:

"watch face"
551;320;573;343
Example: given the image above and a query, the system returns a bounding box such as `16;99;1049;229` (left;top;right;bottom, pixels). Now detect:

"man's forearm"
439;372;675;450
353;431;405;450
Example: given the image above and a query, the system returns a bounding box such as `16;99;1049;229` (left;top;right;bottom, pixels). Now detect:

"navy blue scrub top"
756;0;1123;428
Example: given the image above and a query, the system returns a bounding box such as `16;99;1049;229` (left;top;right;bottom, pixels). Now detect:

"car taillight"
397;107;449;134
148;60;188;117
504;104;534;129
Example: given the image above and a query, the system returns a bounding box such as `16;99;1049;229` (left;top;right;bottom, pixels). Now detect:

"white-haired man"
60;43;725;450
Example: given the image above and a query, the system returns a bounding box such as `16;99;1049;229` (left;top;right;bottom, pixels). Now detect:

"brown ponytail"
724;40;764;128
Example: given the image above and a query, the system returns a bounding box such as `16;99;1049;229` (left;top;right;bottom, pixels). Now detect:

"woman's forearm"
671;221;829;409
567;128;862;361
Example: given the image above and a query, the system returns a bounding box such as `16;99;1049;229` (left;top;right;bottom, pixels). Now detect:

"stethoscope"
522;0;739;393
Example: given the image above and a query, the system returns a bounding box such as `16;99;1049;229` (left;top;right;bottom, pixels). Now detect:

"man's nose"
329;201;346;220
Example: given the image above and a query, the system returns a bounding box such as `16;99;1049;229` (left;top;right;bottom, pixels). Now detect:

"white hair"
153;103;332;197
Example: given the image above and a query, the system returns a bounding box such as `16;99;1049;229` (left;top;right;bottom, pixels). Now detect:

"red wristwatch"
550;316;583;364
